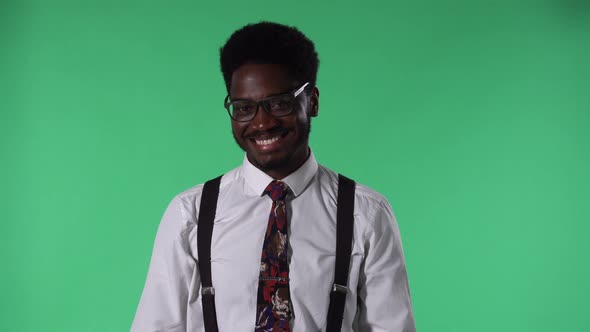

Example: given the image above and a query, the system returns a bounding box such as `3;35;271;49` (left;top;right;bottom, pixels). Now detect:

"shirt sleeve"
356;199;416;332
130;196;199;332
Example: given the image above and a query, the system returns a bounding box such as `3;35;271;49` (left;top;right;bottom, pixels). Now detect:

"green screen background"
1;0;588;331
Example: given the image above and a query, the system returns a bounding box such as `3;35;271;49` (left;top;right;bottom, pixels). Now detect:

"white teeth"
255;136;281;146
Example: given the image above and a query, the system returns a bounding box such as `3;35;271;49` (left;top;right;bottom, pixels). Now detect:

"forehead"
230;63;298;100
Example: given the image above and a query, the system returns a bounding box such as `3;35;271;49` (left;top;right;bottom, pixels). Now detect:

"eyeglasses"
224;82;310;122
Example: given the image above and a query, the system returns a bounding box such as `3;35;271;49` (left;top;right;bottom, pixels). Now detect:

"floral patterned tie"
255;180;292;331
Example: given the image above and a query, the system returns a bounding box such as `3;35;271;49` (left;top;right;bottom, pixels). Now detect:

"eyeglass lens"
229;94;295;121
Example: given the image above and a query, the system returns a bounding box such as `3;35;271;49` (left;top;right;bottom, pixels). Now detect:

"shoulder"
171;166;242;222
316;164;398;250
317;165;395;225
353;181;394;229
317;164;390;205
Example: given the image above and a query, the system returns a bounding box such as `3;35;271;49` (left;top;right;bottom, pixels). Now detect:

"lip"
248;131;289;152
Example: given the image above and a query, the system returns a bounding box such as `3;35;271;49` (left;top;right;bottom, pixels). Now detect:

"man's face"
229;63;319;179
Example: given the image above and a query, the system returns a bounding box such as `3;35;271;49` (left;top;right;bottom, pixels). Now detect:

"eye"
233;102;255;114
269;98;292;111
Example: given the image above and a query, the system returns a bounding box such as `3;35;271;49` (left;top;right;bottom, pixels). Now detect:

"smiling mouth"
250;132;287;147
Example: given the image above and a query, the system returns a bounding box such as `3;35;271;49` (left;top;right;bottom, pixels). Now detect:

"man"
131;22;415;331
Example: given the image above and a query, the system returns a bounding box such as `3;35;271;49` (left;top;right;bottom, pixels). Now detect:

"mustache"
245;127;287;139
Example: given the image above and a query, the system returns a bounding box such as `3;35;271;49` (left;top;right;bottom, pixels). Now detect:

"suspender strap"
197;175;222;332
197;174;355;332
326;174;356;332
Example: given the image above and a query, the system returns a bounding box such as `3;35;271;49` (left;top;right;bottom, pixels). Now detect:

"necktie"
255;180;292;331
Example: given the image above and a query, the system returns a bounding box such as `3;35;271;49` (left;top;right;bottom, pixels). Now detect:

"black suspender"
196;174;355;332
197;175;222;332
326;174;355;332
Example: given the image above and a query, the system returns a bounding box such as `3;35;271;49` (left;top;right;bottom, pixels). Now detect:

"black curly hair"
219;21;319;93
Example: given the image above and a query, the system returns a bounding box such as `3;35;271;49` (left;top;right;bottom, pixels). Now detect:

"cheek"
231;123;245;135
294;115;310;129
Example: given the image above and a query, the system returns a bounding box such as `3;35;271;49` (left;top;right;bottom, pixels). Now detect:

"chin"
251;154;291;172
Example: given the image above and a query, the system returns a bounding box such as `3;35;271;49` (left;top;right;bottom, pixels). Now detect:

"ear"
308;86;320;117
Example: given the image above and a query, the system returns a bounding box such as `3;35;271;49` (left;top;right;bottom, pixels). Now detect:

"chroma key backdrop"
1;0;588;331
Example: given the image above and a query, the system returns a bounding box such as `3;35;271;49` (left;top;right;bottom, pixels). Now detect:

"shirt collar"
242;151;319;198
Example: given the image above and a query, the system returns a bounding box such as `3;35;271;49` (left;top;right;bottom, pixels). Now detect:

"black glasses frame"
224;82;310;122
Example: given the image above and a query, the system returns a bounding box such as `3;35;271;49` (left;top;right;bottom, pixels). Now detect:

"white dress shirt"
131;152;415;332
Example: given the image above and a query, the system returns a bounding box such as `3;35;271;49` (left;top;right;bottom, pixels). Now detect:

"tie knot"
263;180;289;201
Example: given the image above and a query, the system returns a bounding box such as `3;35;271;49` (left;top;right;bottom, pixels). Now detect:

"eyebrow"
230;89;293;102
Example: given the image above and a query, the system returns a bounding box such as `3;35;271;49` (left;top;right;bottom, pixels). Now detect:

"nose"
250;104;280;131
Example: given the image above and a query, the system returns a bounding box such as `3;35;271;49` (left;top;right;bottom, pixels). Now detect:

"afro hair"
220;21;319;93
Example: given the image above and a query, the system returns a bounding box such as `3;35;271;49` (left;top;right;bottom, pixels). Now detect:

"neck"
252;149;310;180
